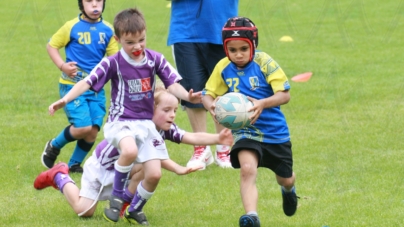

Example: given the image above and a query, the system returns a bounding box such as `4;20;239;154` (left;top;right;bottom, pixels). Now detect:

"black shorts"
230;139;293;178
172;42;226;108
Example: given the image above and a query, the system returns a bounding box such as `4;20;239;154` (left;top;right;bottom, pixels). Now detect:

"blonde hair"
154;86;179;107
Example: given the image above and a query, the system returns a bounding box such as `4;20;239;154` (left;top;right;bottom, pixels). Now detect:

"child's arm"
161;159;203;175
167;83;202;104
247;90;290;124
48;80;91;115
46;43;78;78
181;128;233;146
202;94;220;123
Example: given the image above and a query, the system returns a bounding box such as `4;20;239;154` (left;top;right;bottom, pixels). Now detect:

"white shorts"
103;120;169;163
79;153;114;201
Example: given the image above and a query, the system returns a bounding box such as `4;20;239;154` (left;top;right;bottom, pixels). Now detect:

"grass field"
1;0;404;226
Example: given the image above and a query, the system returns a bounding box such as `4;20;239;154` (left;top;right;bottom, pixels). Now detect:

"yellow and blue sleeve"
204;58;232;98
48;18;78;49
103;21;119;56
256;52;289;93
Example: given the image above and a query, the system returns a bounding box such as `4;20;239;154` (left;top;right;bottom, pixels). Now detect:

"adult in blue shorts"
167;0;238;169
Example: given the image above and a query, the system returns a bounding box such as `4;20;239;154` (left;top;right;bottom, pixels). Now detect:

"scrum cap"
78;0;106;13
222;17;258;62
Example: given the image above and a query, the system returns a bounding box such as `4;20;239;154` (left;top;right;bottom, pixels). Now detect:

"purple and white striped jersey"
85;48;182;122
95;123;186;170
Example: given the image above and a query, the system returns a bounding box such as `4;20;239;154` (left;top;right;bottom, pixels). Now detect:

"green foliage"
1;0;403;226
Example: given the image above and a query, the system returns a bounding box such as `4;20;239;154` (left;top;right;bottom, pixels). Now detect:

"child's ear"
114;35;119;42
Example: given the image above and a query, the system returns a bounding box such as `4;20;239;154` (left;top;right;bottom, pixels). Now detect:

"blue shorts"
59;83;106;129
172;43;226;108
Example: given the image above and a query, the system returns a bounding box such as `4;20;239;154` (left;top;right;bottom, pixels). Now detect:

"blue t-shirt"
49;14;118;84
205;51;291;144
167;0;238;45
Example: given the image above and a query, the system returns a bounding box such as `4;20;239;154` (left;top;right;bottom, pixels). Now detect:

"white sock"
282;186;295;193
137;182;154;200
247;211;258;216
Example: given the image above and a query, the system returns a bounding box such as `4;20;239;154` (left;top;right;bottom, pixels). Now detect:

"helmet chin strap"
82;10;101;21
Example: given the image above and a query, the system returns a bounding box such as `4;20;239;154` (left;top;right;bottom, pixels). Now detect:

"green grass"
1;0;404;226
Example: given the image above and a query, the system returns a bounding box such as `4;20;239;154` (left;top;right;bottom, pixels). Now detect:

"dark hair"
114;8;146;38
222;17;258;62
78;0;106;13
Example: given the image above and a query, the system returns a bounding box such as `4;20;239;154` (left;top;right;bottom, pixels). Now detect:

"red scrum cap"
222;17;258;62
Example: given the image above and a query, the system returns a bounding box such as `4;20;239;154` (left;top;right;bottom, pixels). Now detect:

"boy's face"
115;30;146;61
82;0;103;21
152;94;178;131
226;40;251;68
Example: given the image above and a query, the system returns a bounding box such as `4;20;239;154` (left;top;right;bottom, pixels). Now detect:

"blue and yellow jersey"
205;51;291;144
49;14;119;85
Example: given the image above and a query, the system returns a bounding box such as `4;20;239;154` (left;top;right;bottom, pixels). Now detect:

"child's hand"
208;96;221;124
218;128;234;146
187;89;202;104
61;62;78;78
175;164;204;175
49;99;67;116
247;96;264;125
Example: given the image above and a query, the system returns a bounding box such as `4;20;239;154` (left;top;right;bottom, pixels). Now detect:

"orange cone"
291;72;312;82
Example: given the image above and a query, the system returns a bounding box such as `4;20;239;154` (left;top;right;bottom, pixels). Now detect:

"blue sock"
68;139;94;167
52;125;76;149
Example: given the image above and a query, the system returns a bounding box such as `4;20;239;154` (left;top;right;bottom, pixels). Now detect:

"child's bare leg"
238;150;259;213
122;164;144;204
276;173;295;189
63;183;97;217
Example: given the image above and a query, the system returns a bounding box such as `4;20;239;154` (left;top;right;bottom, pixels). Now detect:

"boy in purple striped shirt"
48;8;201;224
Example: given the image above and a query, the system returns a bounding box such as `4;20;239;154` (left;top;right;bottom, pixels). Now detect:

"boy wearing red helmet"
203;17;298;227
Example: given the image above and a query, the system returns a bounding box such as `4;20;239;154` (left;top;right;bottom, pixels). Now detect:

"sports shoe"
34;162;69;190
123;206;149;226
119;202;130;218
41;139;60;169
282;187;299;216
103;195;124;223
215;150;232;168
239;214;260;227
186;146;213;170
69;163;83;173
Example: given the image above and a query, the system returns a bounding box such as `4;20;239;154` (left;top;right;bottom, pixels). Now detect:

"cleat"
119;202;130;218
69;163;83;173
186;146;213;170
103;195;124;222
282;187;299;216
41;139;60;169
239;214;260;227
215;149;233;168
34;162;69;190
124;207;149;226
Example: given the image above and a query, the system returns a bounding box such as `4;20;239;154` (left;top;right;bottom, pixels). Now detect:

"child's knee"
121;147;138;160
277;172;295;187
240;162;257;177
145;170;162;184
